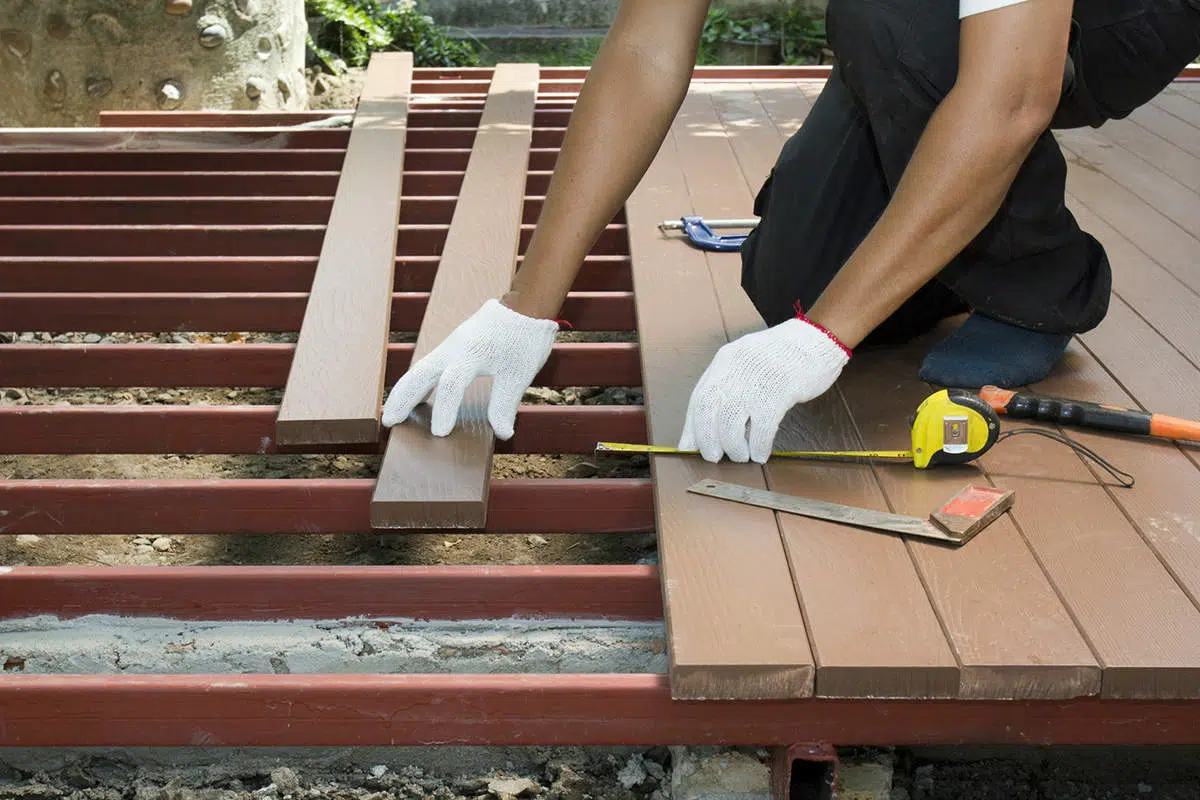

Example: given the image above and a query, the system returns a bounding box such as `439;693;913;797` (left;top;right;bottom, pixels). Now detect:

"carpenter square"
686;480;1015;546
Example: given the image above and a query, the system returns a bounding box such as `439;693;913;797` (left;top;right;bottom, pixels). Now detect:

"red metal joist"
2;675;1198;747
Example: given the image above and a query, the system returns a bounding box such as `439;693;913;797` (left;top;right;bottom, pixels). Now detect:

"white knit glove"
678;315;851;463
381;298;560;439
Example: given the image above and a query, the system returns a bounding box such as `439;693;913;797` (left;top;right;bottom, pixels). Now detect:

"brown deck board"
1057;128;1199;233
1092;116;1200;195
704;83;959;699
371;63;538;529
274;53;412;445
1127;101;1200;160
626;99;814;700
838;344;1100;699
1067;201;1200;367
1153;89;1200;131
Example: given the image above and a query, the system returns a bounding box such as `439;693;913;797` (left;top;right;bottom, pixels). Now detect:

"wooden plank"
837;342;1100;700
702;84;958;699
979;339;1200;697
1062;139;1200;295
274;53;414;446
1056;128;1199;233
1092;117;1200;194
624;94;814;701
1127;101;1200;160
370;63;540;529
1068;200;1200;366
1153;89;1200;130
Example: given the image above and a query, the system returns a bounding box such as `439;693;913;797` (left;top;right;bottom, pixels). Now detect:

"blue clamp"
679;215;748;252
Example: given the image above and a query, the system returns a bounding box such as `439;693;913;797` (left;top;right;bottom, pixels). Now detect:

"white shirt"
960;0;1030;17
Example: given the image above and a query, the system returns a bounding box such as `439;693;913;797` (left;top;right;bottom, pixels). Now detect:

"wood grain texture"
1092;116;1200;195
626;98;814;701
1068;200;1200;366
703;83;959;699
275;53;413;445
1128;101;1200;159
370;63;539;529
839;341;1100;700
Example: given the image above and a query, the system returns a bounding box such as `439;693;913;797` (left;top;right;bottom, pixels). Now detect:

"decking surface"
1;68;1198;710
654;78;1200;701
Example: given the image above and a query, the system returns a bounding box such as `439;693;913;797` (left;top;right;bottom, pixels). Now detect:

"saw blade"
686;479;962;544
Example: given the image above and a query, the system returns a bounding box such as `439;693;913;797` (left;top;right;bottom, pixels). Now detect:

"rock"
155;393;175;403
19;333;36;342
83;333;103;344
643;759;666;782
451;777;486;795
136;544;154;554
617;754;649;790
245;77;268;101
43;69;67;107
670;747;769;800
0;332;13;344
4;388;26;401
15;535;41;547
566;461;598;478
526;535;549;547
270;767;300;795
156;80;184;110
548;766;588;800
199;24;229;48
1;28;33;60
152;537;173;552
486;777;540;798
132;537;152;545
87;13;129;45
164;0;194;15
523;387;564;404
226;390;240;399
86;77;114;98
837;757;894;800
370;766;388;779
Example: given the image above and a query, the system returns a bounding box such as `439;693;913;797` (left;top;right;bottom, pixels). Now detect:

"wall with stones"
0;0;308;127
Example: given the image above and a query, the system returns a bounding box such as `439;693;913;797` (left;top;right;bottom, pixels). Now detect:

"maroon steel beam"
0;222;626;257
0;404;647;456
0;291;636;333
1;674;1198;747
0;564;663;621
0;128;565;152
0;254;632;293
0;148;560;174
0;342;641;388
0;478;654;535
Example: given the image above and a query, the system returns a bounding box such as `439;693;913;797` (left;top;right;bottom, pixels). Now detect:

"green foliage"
698;4;827;66
306;0;479;72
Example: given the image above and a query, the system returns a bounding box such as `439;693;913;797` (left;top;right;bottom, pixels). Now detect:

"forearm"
502;1;709;320
807;87;1050;348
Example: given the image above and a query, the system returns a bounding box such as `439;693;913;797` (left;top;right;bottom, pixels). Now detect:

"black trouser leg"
738;66;968;337
741;0;1198;339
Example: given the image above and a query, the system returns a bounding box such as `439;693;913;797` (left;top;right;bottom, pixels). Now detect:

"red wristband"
794;301;852;359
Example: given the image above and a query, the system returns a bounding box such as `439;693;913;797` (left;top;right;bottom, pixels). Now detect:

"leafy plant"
306;0;479;73
697;4;828;66
778;7;827;65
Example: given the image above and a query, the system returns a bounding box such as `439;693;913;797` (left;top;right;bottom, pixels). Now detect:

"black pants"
739;0;1200;339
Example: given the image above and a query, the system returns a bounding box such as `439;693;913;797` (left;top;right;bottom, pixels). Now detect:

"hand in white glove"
678;313;852;463
381;298;560;439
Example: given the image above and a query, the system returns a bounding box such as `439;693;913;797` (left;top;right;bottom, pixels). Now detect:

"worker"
382;0;1200;464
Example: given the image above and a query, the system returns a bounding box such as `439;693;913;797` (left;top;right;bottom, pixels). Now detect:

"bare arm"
500;0;712;320
806;0;1074;348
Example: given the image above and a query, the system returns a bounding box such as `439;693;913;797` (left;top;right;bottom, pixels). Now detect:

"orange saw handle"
979;386;1200;444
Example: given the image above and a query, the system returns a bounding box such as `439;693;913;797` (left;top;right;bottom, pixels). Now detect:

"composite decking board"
1091;116;1200;195
704;83;959;699
625;99;814;701
1127;101;1200;160
1061;139;1200;296
274;53;413;446
1154;88;1200;131
836;342;1100;700
1056;128;1200;234
1067;200;1200;367
750;81;816;139
978;352;1200;698
370;63;540;529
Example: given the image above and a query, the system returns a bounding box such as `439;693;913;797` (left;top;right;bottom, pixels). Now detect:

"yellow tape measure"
596;389;1001;469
